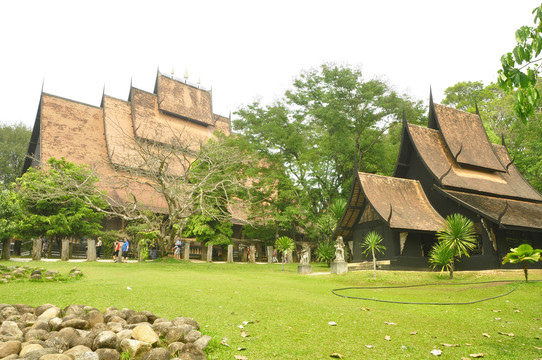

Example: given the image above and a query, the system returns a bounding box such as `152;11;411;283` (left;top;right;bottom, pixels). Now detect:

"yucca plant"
429;240;454;276
275;236;295;271
315;241;336;266
502;243;541;282
436;214;477;279
360;231;386;279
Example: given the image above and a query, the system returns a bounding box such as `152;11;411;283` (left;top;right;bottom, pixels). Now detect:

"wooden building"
337;95;542;270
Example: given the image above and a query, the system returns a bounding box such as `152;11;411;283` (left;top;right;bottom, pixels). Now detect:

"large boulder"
95;348;121;360
120;338;152;360
92;330;118;350
87;310;105;328
132;324;159;345
142;348;171;360
193;335;211;351
165;325;192;344
38;306;61;320
171;318;199;331
39;354;73;360
19;343;44;357
0;340;21;358
0;320;23;341
177;343;206;360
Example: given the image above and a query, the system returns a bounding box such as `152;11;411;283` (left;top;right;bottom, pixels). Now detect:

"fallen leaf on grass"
329;353;343;359
493;310;501;313
514;309;521;313
234;356;248;360
461;358;471;360
384;335;391;341
440;343;460;347
328;321;337;326
365;345;374;349
384;322;397;326
360;308;370;311
498;332;514;337
494;318;501;321
410;331;418;335
241;331;250;338
482;333;491;338
220;339;230;347
535;346;542;350
237;347;246;351
430;349;442;356
469;353;484;358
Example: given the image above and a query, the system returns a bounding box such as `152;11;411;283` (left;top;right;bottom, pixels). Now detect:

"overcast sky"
0;1;538;128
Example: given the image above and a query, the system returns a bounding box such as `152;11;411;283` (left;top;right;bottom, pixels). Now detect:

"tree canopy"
0;122;31;189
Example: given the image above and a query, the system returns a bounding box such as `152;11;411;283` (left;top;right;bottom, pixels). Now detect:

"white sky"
0;1;538;128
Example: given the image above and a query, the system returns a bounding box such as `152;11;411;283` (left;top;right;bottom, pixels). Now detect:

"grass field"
1;259;541;359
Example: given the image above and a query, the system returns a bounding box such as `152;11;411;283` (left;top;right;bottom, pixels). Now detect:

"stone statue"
300;246;310;265
334;236;345;262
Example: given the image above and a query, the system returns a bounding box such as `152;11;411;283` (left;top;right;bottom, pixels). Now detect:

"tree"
435;214;477;279
16;158;106;256
275;236;295;271
502;244;541;282
498;4;542;122
234;63;426;237
360;231;386;279
0;123;31;189
184;213;234;247
428;240;454;276
0;188;22;259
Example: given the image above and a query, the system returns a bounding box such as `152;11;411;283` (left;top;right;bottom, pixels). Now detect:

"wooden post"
32;238;42;261
227;244;233;263
137;242;143;262
61;238;70;261
249;245;256;263
287;251;293;264
118;244;123;263
87;239;96;261
207;243;213;262
2;239;10;260
183;241;191;260
267;246;273;264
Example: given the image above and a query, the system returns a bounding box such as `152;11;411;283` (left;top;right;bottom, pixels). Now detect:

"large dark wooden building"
337;95;542;270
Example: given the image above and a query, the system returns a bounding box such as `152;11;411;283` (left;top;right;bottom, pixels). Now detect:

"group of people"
113;238;130;262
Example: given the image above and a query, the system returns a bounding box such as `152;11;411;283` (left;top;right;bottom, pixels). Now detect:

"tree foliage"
233;63;426;239
498;4;542;122
275;235;295;270
0;123;31;189
360;231;386;279
502;243;541;282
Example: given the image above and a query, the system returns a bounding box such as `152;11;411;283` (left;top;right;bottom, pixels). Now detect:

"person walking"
113;240;121;262
122;238;130;261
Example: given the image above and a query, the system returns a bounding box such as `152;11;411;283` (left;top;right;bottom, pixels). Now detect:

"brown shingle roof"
407;124;542;201
440;188;542;230
433;103;505;172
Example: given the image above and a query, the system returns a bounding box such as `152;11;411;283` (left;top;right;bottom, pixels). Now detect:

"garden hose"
331;280;542;305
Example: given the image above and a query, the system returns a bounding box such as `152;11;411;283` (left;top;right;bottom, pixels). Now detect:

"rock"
178;343;206;360
24;328;49;341
21;347;58;360
121;309;137;320
71;335;94;348
64;304;86;317
142;348;171;360
167;342;185;357
58;326;79;346
31;269;42;276
45;332;70;351
128;314;148;324
107;316;127;325
30;273;42;280
32;320;51;331
116;329;133;344
49;317;63;330
87;310;104;328
138;311;158;324
72;351;100;360
132;324;159;345
120;338;152;360
153;321;173;337
64;344;93;356
19;343;44;357
13;304;35;314
59;318;90;330
183;330;201;344
0;340;21;358
166;326;192;344
92;331;118;350
39;354;73;360
96;348;120;360
107;322;124;333
35;304;58;317
171;318;199;331
19;312;38;327
39;307;61;320
1;320;24;340
1;354;18;360
103;310;124;323
1;307;19;319
193;335;211;351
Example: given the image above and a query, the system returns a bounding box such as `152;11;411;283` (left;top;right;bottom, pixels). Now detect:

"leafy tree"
360;231;386;279
184;213;233;246
0;123;31;189
16;158;106;249
498;4;542;122
435;214;477;279
314;241;336;266
428;241;454;276
234;63;426;238
0;188;22;259
502;243;541;282
275;236;295;271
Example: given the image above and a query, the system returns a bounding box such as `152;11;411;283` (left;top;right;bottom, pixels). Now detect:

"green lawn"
1;259;541;359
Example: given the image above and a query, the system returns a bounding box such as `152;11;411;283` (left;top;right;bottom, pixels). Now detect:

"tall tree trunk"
449;260;454;279
2;239;10;260
523;262;529;282
32;238;42;261
61;238;70;261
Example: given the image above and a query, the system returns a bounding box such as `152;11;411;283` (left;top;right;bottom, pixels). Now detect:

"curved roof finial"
387;203;393;224
475;100;480;115
501;133;506;147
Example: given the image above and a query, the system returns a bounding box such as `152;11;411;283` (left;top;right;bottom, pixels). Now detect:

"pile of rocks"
0;266;83;283
0;304;210;360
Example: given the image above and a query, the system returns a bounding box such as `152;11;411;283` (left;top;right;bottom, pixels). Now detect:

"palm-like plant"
360;231;386;279
315;241;336;266
275;236;296;271
436;214;477;279
502;244;541;282
429;241;454;275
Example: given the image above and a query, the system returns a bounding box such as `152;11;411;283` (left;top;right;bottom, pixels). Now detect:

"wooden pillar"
87;239;96;261
61;238;70;261
227;244;233;263
287;251;293;264
267;246;273;264
206;243;213;262
137;242;143;262
249;245;256;263
2;239;10;260
32;238;42;261
183;242;191;260
118;245;123;263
